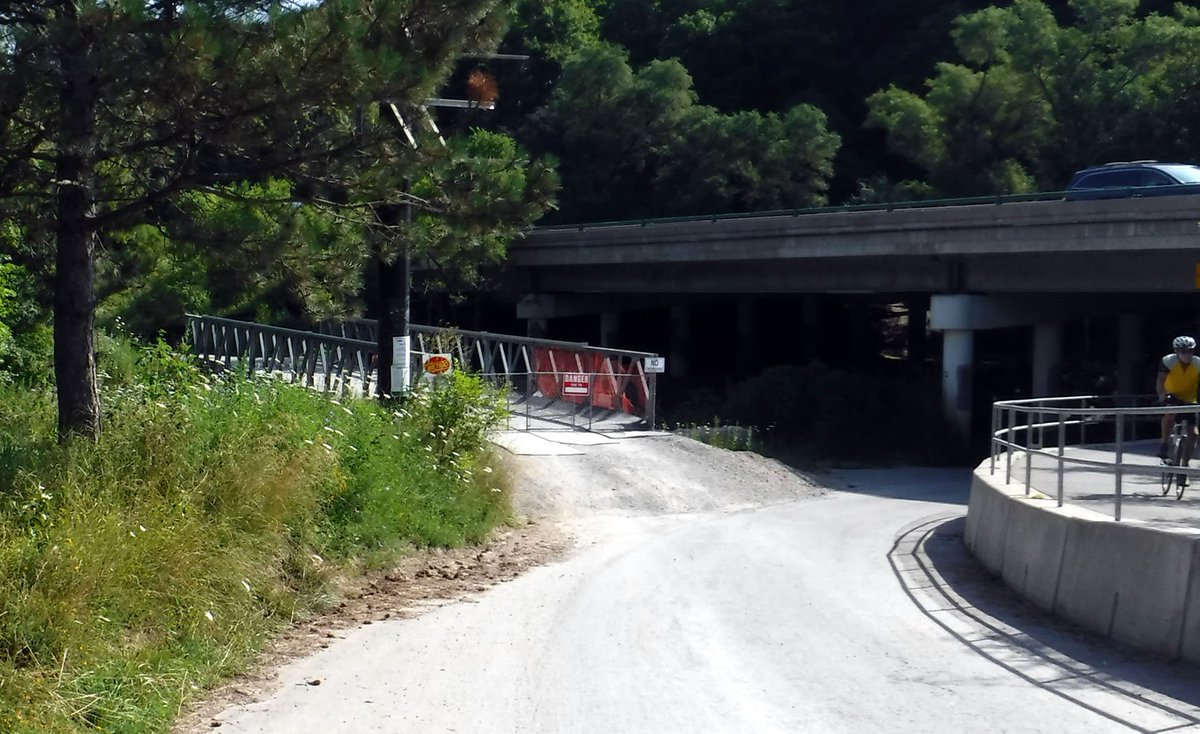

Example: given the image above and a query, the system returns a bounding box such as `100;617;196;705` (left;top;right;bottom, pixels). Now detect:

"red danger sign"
562;373;590;396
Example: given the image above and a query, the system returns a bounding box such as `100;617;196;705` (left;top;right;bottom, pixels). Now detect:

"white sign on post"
562;373;591;396
391;336;410;394
643;356;666;373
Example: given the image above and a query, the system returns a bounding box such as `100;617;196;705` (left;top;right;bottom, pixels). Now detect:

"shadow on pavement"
899;516;1200;728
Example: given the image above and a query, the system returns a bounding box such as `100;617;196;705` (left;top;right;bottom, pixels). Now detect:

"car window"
1074;170;1143;189
1156;165;1200;184
1138;170;1174;186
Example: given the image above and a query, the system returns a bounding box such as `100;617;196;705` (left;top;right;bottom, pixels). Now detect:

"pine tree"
0;0;531;439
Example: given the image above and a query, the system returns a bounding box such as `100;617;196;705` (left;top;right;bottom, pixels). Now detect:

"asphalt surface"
207;435;1200;733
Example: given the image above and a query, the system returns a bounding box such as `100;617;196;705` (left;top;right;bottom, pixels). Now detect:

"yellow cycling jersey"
1162;354;1200;403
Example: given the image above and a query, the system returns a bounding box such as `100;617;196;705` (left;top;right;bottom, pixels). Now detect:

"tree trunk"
53;7;101;441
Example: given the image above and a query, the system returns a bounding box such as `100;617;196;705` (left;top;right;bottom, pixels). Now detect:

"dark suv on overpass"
1066;161;1200;200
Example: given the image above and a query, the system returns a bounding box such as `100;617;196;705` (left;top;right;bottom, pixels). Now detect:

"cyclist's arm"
1158;360;1171;401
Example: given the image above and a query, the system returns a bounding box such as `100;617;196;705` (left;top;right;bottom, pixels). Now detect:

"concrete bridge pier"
1032;322;1063;397
941;328;975;434
600;311;620;348
1117;313;1143;394
737;299;756;376
932;293;1075;434
670;305;690;377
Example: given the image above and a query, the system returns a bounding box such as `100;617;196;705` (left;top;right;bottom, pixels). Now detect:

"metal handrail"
186;314;660;427
990;394;1199;521
187;314;378;397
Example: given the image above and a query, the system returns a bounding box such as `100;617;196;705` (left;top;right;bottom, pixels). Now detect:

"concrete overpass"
501;194;1200;431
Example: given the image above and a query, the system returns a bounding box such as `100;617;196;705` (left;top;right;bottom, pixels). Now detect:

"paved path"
208;440;1200;733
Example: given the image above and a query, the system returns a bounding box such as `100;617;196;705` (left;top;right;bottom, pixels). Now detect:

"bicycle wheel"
1163;433;1183;496
1162;467;1176;496
1174;433;1190;499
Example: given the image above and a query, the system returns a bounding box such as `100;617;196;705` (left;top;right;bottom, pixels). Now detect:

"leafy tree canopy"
866;0;1200;195
0;0;555;438
541;43;838;221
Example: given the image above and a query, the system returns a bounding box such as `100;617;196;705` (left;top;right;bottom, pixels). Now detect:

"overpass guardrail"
186;314;661;430
534;189;1088;232
991;394;1199;521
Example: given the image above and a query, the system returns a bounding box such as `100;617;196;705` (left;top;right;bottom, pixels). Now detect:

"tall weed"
0;342;511;733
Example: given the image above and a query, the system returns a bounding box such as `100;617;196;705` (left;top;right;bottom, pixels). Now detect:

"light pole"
372;62;515;401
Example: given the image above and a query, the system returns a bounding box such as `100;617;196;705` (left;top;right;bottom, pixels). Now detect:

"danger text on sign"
562;373;590;396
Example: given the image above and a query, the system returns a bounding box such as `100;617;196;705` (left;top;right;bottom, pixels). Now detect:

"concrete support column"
942;329;975;434
526;317;549;340
1117;313;1143;395
907;294;930;365
600;311;620;348
669;305;690;377
737;299;755;376
1032;322;1064;397
802;294;821;363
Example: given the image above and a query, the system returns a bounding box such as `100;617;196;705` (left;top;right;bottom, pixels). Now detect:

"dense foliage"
668;362;965;465
0;339;511;733
0;1;555;438
496;0;1200;216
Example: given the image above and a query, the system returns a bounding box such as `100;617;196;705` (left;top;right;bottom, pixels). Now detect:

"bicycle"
1161;416;1193;499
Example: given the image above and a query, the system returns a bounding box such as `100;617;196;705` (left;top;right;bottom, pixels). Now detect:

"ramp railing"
990;394;1195;521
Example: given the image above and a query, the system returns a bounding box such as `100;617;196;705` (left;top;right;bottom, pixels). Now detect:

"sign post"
643;356;665;430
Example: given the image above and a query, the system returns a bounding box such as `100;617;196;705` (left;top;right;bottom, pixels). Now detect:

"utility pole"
373;198;411;399
372;60;517;402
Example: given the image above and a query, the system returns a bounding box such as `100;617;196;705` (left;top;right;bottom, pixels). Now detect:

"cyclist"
1157;335;1200;469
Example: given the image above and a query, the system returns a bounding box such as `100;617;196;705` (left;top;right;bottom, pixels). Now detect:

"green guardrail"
531;185;1200;232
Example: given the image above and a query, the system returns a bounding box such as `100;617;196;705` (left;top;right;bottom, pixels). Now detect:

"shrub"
715;362;963;464
0;345;512;733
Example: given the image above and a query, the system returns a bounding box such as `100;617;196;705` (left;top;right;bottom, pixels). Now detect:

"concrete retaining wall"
966;465;1200;662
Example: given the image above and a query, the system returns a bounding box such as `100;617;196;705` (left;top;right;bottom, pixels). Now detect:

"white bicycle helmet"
1174;335;1196;350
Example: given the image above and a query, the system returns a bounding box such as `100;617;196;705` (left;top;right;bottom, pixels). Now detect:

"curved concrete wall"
965;464;1200;662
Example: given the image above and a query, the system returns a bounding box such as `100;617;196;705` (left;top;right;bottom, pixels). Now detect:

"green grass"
0;342;512;733
674;420;759;452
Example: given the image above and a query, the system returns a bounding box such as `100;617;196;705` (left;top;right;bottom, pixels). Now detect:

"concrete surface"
206;438;1200;733
967;465;1200;664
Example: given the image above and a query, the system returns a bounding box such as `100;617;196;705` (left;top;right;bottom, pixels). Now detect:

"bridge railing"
319;317;661;428
990;394;1199;521
187;314;378;396
186;315;661;428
